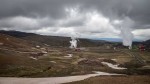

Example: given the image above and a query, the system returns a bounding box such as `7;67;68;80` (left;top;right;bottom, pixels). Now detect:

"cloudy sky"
0;0;150;41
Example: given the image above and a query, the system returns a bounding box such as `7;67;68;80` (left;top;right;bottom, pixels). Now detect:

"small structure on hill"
139;44;145;51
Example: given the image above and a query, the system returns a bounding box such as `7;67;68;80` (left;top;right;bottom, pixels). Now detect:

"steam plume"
120;17;134;49
121;27;133;49
112;17;134;49
70;36;77;49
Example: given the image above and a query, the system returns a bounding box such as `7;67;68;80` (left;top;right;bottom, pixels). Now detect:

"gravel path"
0;71;123;84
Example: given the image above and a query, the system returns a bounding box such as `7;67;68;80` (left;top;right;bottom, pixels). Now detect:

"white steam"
121;26;133;49
70;32;80;49
113;17;134;49
70;36;78;49
121;17;134;49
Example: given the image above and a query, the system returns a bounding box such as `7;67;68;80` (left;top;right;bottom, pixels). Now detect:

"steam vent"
0;0;150;84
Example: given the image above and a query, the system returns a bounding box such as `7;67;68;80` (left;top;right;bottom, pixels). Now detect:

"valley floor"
0;47;150;84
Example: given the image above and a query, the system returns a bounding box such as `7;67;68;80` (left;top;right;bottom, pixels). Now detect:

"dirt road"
0;72;123;84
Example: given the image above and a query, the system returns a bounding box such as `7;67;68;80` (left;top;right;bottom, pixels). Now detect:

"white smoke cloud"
121;27;134;49
112;17;134;49
69;32;80;49
70;37;78;49
121;17;134;49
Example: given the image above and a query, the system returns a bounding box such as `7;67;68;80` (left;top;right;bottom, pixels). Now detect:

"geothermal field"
0;30;150;84
0;0;150;84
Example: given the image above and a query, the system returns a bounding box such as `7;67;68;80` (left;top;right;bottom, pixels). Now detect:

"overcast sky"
0;0;150;40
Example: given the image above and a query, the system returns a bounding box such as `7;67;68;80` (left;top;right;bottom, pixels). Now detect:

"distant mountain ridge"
0;30;36;37
1;30;147;47
0;30;107;47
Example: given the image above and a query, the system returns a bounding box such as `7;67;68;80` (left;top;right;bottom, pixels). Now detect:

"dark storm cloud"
0;0;67;19
0;0;150;28
0;0;150;40
79;0;150;29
